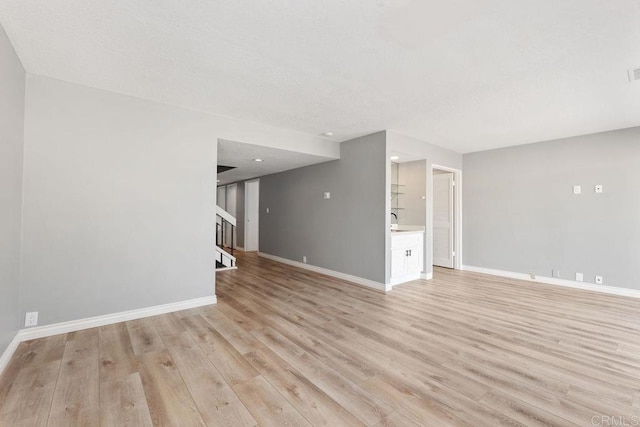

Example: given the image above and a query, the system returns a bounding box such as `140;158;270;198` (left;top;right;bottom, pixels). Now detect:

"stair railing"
216;207;236;266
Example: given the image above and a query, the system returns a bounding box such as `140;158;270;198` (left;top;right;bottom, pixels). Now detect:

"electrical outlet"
323;192;331;200
552;269;560;278
25;312;38;327
529;273;536;280
302;256;307;264
575;273;583;282
573;185;582;195
595;275;604;285
266;207;270;213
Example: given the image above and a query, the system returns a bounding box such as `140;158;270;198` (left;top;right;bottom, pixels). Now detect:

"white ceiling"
2;0;640;153
217;139;334;186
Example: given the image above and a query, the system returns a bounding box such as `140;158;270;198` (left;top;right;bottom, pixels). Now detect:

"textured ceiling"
2;0;640;153
217;139;333;186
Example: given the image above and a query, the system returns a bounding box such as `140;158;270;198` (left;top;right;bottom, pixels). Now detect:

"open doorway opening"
215;138;335;269
389;159;427;286
432;166;462;270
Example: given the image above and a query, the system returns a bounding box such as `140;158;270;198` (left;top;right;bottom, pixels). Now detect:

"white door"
433;172;454;268
245;180;260;252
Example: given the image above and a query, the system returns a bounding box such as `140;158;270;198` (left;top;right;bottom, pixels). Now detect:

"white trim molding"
0;332;22;377
0;295;217;376
258;252;391;292
421;272;434;280
215;266;238;272
462;265;640;299
20;295;217;342
390;272;421;287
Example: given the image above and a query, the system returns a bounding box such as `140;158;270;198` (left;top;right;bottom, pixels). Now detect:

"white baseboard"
390;272;422;286
235;246;245;252
258;252;390;292
461;265;640;299
216;266;238;272
421;272;434;280
0;295;217;377
18;295;217;342
0;332;22;377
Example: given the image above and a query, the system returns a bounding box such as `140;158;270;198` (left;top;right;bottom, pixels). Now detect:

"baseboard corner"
0;332;22;377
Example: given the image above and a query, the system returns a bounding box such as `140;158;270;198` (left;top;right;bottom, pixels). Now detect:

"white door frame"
432;164;462;270
244;179;260;252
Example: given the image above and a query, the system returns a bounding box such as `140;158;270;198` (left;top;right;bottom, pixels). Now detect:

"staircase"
216;206;238;270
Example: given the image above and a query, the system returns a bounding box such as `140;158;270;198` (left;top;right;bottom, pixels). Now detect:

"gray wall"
463;127;640;290
21;75;218;325
397;160;427;227
0;24;25;353
259;132;387;284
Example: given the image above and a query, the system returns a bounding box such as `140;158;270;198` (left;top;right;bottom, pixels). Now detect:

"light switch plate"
573;185;582;195
595;185;603;193
595;275;603;285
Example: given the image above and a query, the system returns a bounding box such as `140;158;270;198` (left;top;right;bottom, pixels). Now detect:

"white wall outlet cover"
302;256;307;263
595;276;604;284
573;185;582;195
266;207;270;213
575;272;584;282
25;311;38;327
323;192;330;199
595;185;603;193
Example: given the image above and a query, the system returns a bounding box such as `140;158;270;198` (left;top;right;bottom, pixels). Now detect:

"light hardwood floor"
1;252;640;426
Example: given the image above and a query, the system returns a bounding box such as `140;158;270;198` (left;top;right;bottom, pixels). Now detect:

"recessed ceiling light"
390;156;399;161
321;132;333;137
253;158;263;162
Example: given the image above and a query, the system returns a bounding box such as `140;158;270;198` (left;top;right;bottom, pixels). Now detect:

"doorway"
244;179;260;252
432;167;460;269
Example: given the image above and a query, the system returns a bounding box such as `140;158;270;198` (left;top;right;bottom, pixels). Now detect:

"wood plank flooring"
2;252;640;426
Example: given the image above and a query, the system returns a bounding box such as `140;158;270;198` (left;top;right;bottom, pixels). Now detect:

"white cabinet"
390;231;424;285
